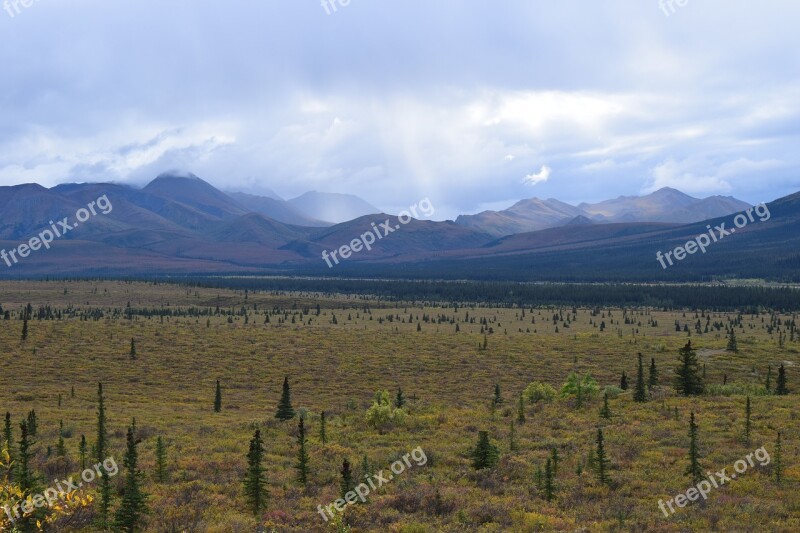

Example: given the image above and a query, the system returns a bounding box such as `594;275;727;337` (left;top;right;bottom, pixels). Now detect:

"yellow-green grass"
0;280;797;532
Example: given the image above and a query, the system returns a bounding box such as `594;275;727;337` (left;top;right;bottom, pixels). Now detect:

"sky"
0;0;798;220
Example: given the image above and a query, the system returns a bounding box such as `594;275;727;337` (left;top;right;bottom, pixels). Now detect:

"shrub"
365;390;407;432
523;381;557;404
560;373;600;400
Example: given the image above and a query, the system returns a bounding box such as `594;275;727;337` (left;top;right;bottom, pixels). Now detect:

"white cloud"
523;165;551;186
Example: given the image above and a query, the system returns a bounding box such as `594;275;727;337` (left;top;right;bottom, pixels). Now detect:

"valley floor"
0;281;797;532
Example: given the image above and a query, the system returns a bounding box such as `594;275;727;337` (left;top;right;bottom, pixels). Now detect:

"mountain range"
0;172;796;282
456;188;752;236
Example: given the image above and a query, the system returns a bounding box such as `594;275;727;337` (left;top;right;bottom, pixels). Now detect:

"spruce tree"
114;425;148;532
16;419;40;530
214;380;222;413
620;371;628;390
129;338;137;359
275;377;296;421
320;411;327;446
155;436;167;483
727;328;738;352
674;341;704;396
17;420;37;494
26;410;37;437
3;412;13;468
551;448;560;476
361;454;371;479
295;417;310;486
243;429;268;516
79;435;87;471
634;353;647;402
600;392;612;419
340;458;354;498
776;364;789;395
744;396;752;444
594;428;610;486
56;419;66;457
517;393;526;424
543;458;555;501
395;388;405;409
685;412;703;485
648;358;659;389
493;383;503;407
96;383;112;527
21;315;28;341
471;431;499;470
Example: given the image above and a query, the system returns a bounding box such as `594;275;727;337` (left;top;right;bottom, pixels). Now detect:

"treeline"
173;278;800;311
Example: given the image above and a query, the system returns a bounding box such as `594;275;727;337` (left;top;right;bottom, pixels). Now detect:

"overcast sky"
1;1;798;219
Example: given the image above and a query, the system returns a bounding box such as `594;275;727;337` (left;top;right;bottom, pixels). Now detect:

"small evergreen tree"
551;448;560;476
114;425;148;532
766;365;773;392
296;417;310;486
776;364;789;395
56;419;66;457
620;371;628;390
543;458;555;501
361;454;371;479
79;435;87;471
3;412;12;468
600;392;612;419
517;393;526;424
471;431;499;470
674;341;704;396
648;357;659;389
214;380;222;413
727;328;738;352
634;353;647;402
493;383;503;406
320;411;327;446
243;429;268;516
21;315;28;341
744;396;752;444
340;458;354;498
16;420;37;495
275;377;296;421
594;428;610;486
96;383;112;527
685;412;703;485
26;410;37;437
395;388;405;409
154;437;167;483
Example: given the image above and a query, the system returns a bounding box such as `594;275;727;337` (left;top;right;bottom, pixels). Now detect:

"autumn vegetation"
0;280;797;532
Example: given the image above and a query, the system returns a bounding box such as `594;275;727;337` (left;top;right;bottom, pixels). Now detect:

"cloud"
523;165;551;186
0;1;798;212
643;158;731;195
